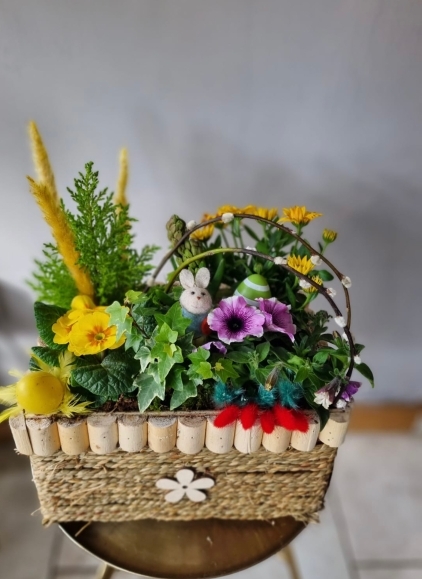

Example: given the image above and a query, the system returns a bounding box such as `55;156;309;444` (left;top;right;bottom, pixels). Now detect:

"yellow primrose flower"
303;275;324;294
68;311;125;356
323;229;338;243
287;255;314;276
52;312;82;345
242;205;278;220
279;206;323;225
0;351;91;423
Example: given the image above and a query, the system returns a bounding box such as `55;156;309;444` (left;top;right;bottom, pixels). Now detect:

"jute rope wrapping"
30;443;336;526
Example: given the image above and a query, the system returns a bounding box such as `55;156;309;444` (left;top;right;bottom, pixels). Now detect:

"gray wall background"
1;0;421;401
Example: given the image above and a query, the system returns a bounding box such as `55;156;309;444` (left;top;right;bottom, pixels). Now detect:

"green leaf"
188;348;210;364
227;350;252;364
125;326;143;352
155;322;178;344
135;373;165;412
151;342;183;381
315;269;334;282
313;351;329;364
170;378;198;410
71;350;138;400
154;302;191;335
105;301;132;340
214;358;239;382
243;225;260;242
34;302;68;350
125;290;144;304
134;346;151;371
354;363;375;387
285;283;296;309
287;355;305;367
207;257;225;299
295;366;310;383
257;342;270;362
166;366;185;391
30;346;61;370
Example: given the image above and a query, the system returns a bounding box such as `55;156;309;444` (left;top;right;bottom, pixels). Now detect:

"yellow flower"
287;255;314;275
303;275;324;294
216;204;239;216
0;351;91;423
323;229;338;243
68;311;125;356
279;206;323;225
52;312;80;345
71;294;96;310
190;223;215;241
242;205;278;220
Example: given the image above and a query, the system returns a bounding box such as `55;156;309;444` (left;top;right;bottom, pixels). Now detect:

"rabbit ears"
179;267;210;289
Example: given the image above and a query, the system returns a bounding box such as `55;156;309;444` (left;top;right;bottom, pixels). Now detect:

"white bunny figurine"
179;267;213;336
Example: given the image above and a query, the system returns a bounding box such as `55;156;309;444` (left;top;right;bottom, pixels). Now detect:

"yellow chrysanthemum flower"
287;255;314;275
0;351;91;423
68;311;125;356
216;204;239;216
190;223;215;241
303;275;324;294
242;205;278;220
279;206;323;225
323;229;338;243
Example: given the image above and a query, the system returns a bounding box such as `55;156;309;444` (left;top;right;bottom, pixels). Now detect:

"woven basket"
10;409;347;526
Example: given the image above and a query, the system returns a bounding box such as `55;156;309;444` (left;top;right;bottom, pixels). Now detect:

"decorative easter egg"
234;274;271;306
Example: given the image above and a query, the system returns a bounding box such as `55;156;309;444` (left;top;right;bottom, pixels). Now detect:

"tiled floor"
0;433;421;579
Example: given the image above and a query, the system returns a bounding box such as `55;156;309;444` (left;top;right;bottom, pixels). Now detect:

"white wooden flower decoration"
156;468;215;503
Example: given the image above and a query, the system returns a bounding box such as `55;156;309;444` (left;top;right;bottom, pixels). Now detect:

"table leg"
278;545;301;579
94;562;116;579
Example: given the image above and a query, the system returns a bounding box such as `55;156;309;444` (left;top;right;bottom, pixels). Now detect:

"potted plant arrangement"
1;123;373;525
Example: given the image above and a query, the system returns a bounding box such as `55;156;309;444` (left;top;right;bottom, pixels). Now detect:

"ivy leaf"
166;366;185;391
71;350;138;400
125;290;144;304
155;322;178;344
188;348;210;364
151;342;183;381
154;302;191;335
125;326;143;352
135;372;165;412
170;377;198;410
34;302;68;350
214;358;240;383
256;342;270;362
134;346;151;371
105;301;132;340
354;363;375;387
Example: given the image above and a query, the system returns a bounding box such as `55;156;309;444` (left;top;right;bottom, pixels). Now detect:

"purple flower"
207;296;265;344
257;298;296;341
341;380;361;402
201;341;228;355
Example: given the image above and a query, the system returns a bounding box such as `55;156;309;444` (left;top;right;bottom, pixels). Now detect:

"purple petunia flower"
207;296;265;344
257;298;296;342
314;378;362;409
341;381;361;402
200;341;228;355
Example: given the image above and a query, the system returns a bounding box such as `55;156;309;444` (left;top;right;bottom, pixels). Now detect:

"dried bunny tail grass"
27;177;95;298
28;121;58;206
114;147;129;208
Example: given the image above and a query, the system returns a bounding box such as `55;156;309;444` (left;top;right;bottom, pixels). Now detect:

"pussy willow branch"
152;213;352;328
164;246;355;380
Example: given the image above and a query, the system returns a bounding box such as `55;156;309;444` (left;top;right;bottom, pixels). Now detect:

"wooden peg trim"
319;408;351;447
118;414;147;453
290;411;320;452
176;416;206;454
262;425;291;453
148;417;177;453
205;417;235;454
9;414;33;455
234;420;263;454
58;418;89;455
87;415;118;454
26;417;60;456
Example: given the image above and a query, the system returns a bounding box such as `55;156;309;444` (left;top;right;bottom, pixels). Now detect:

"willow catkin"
27;177;95;297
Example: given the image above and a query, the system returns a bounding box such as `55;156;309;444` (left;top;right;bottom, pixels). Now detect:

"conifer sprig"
64;162;158;304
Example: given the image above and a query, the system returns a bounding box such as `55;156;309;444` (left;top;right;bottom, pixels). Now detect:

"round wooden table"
60;517;304;578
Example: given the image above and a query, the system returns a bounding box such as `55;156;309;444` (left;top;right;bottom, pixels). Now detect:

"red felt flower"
240;403;259;429
260;409;276;434
274;404;309;433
